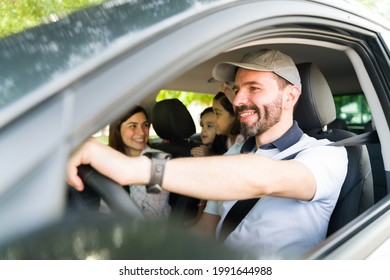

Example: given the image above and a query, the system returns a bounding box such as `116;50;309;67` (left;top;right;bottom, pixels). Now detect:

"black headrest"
294;63;336;131
151;99;196;141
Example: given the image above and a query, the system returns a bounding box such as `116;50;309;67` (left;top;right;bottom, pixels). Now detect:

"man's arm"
67;138;316;201
164;154;316;201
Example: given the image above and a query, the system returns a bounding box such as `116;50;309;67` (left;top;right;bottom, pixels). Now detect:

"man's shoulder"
276;133;346;160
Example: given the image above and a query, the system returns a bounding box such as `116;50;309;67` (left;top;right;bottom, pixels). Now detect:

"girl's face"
200;111;217;145
120;111;150;156
213;98;235;136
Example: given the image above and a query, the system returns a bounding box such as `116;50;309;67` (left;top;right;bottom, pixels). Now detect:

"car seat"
364;120;387;202
328;118;348;130
151;98;198;157
151;98;200;223
294;63;374;236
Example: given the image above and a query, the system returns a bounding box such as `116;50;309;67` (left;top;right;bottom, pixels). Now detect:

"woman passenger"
103;105;171;219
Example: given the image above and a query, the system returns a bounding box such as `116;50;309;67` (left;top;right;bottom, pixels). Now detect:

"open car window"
1;0;390;264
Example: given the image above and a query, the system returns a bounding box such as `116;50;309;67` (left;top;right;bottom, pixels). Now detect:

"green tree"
0;0;104;38
157;90;214;107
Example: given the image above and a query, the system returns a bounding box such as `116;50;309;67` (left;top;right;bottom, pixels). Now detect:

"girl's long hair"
200;107;227;155
214;91;241;136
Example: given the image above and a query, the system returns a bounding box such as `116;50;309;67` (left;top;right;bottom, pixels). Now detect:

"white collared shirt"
205;134;348;259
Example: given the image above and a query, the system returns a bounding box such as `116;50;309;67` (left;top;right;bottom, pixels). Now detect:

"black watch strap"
144;152;171;193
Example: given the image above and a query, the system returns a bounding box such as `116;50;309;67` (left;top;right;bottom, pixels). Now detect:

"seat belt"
217;130;379;243
218;198;259;242
328;129;379;146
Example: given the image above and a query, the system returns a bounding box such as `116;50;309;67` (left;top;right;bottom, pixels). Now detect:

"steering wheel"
74;164;144;219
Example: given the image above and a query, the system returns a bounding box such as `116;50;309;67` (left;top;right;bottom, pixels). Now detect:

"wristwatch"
143;152;171;193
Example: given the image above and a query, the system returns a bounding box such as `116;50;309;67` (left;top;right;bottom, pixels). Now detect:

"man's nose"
233;89;248;106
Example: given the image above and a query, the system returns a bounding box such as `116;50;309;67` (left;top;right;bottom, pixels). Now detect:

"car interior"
66;42;387;255
127;43;386;230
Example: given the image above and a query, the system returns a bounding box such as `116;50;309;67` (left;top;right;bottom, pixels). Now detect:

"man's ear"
285;85;301;109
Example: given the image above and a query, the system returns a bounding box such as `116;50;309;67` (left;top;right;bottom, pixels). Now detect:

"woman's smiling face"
120;111;150;156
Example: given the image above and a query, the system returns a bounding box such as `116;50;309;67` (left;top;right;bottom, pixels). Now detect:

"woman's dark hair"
214;91;241;136
199;106;227;155
108;106;149;154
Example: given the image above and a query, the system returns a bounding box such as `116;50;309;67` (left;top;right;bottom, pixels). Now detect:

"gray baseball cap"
212;49;301;89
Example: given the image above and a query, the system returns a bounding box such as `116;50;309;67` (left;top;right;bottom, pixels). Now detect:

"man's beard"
236;95;283;138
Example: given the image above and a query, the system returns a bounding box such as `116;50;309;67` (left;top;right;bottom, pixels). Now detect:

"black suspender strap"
217;130;379;243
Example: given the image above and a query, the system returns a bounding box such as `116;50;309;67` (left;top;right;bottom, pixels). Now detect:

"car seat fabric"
151;98;197;157
294;63;374;236
151;98;200;222
364;121;387;202
328;119;348;130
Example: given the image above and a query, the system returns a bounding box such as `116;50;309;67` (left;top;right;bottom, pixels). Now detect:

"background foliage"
157;90;214;107
0;0;103;38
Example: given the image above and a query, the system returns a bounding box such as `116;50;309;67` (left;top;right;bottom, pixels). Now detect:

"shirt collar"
240;121;303;154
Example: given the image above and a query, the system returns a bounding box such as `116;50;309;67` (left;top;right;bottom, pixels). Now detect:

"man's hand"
66;138;100;191
67;138;151;191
